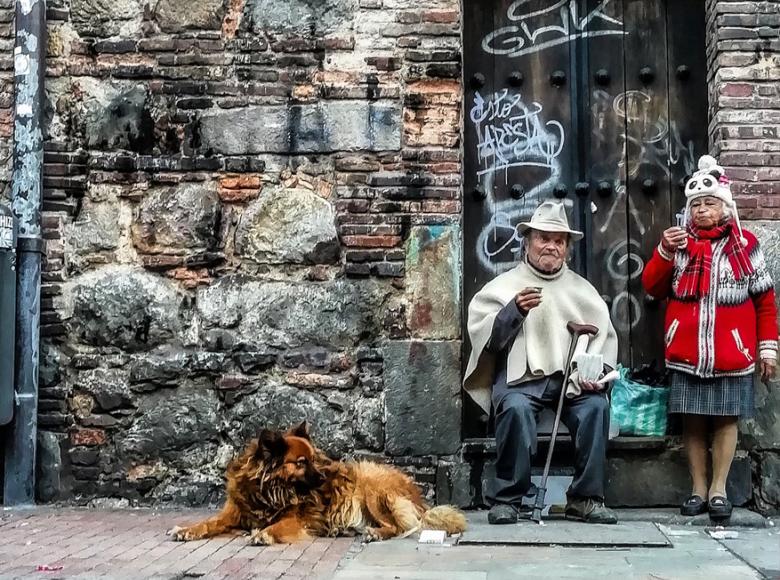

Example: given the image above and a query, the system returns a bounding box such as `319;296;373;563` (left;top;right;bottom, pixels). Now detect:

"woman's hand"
760;358;777;384
661;227;688;252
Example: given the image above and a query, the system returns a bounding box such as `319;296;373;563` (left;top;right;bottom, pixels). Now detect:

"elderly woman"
642;155;778;520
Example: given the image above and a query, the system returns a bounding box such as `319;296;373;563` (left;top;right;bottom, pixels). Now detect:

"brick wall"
707;0;780;219
706;0;780;514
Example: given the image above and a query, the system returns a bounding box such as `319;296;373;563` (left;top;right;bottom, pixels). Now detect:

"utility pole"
4;0;45;506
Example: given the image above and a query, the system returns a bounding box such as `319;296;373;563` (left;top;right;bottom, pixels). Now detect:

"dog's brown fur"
169;422;466;545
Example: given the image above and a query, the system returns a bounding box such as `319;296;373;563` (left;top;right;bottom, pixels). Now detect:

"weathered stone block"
133;183;221;253
66;266;184;351
243;0;357;36
128;349;190;385
36;431;63;502
436;461;474;508
234;350;278;373
40;343;64;389
157;479;223;506
229;383;354;456
74;367;133;411
354;396;384;451
153;0;225;32
756;451;780;513
70;447;100;466
235;187;339;264
606;449;752;507
65;198;121;269
405;225;461;339
199;102;402;154
747;221;780;303
741;376;780;451
741;221;780;453
71;0;144;37
384;340;461;456
116;387;220;460
50;78;153;151
197;276;386;349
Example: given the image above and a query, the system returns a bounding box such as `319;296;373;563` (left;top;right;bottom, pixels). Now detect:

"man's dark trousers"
487;374;610;506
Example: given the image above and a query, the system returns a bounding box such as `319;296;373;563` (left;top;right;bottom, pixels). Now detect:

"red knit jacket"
642;229;778;378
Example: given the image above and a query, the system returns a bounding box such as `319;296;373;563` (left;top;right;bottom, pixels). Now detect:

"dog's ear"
257;429;286;461
287;420;310;440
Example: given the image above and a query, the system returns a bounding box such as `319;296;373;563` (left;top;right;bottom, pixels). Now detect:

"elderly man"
464;201;619;525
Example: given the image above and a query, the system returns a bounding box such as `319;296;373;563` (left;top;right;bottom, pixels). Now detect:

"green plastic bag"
609;365;669;437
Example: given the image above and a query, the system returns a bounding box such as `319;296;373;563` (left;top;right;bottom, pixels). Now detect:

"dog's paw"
168;525;196;542
364;527;385;543
249;528;276;546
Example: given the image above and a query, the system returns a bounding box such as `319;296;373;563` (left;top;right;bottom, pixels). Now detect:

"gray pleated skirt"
669;371;755;417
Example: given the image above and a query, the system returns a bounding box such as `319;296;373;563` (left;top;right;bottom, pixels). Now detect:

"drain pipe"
4;0;45;505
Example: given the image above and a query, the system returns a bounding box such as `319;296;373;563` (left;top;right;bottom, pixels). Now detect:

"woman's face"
690;196;725;229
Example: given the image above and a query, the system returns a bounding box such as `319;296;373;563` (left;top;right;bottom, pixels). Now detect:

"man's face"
526;230;568;273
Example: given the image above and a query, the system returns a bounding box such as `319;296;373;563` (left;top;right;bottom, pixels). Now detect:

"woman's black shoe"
708;496;733;520
680;495;708;516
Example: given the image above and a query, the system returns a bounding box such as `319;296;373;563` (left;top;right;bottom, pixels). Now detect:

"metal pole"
5;0;45;506
0;204;16;427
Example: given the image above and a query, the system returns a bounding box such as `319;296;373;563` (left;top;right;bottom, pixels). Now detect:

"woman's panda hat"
683;154;746;245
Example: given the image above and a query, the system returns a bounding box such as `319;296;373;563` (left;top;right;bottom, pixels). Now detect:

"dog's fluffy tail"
421;505;467;535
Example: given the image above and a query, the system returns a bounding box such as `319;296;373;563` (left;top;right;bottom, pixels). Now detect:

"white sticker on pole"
0;212;14;250
19;0;36;16
14;49;29;76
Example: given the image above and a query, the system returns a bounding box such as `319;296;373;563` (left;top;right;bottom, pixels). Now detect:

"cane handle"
567;322;599;337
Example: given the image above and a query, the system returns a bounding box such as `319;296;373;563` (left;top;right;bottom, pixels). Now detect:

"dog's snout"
307;467;325;486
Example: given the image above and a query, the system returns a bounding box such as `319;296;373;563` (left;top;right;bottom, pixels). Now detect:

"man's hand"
515;287;542;314
661;227;688;252
761;358;777;384
579;379;604;392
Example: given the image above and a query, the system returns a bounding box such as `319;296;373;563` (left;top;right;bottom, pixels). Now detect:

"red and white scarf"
677;221;754;299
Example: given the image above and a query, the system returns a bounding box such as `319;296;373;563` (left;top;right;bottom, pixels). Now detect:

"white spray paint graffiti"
470;90;566;271
471;90;565;180
483;0;625;58
605;239;644;332
591;89;696;235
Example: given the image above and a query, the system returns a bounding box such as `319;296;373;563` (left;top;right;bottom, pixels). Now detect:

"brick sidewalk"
0;507;358;579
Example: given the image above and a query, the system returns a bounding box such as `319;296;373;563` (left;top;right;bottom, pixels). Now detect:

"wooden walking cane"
531;321;599;523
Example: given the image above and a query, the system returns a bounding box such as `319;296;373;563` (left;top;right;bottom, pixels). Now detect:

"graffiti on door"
482;0;625;58
470;89;566;270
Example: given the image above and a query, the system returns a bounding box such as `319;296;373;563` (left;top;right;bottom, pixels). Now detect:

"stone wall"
0;0;776;512
706;0;780;514
36;0;463;504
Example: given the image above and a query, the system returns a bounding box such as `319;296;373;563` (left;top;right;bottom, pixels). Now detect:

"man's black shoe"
564;497;618;524
488;504;518;525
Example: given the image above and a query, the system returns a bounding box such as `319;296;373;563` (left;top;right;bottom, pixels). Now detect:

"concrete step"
439;436;753;510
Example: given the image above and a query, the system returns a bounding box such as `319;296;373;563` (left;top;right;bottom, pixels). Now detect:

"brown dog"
168;422;466;544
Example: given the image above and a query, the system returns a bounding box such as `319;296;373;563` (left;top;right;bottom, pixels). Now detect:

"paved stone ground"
0;508;777;579
334;516;780;580
0;507;356;579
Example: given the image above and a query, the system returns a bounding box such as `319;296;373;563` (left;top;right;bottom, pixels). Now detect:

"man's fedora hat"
516;200;583;241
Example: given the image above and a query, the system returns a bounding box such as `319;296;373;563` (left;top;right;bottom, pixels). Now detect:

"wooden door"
462;0;708;434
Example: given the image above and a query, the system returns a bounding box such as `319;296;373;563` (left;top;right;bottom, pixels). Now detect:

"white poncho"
463;260;619;413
